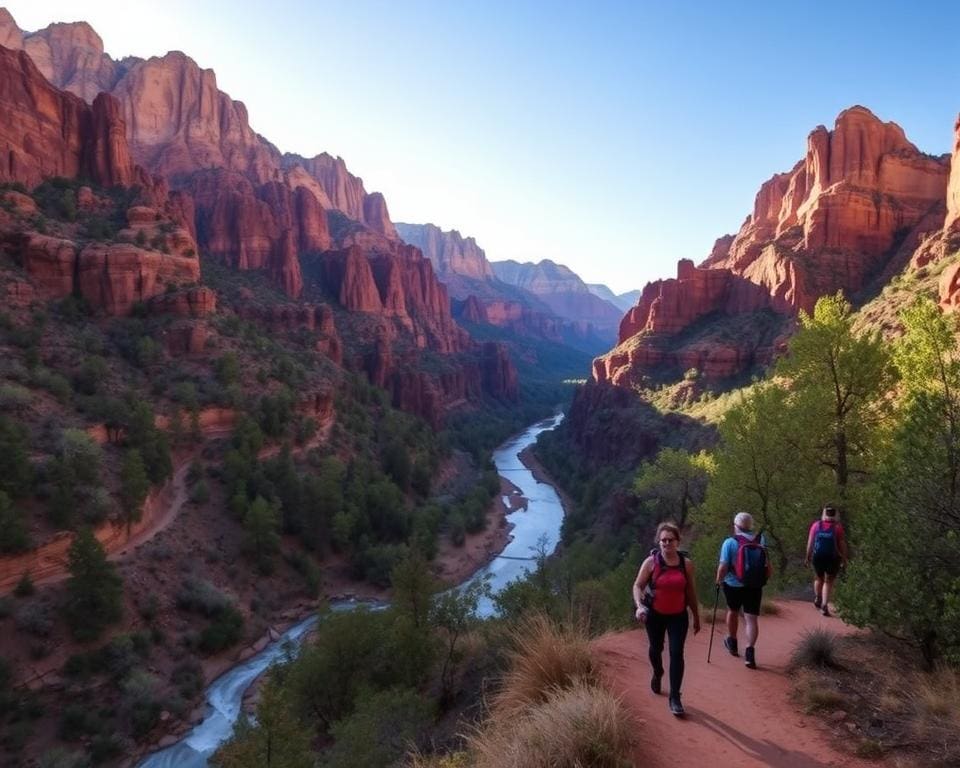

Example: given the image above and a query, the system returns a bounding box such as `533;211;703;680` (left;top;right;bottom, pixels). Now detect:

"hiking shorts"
723;583;762;616
812;557;841;578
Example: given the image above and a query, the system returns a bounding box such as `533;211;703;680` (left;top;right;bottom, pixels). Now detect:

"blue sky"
6;1;959;293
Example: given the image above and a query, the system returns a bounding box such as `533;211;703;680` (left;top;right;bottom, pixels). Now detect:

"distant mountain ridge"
586;283;641;312
491;259;624;334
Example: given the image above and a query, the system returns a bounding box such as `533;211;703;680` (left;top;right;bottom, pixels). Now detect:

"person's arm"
804;523;815;565
632;557;654;621
685;559;701;634
715;539;729;585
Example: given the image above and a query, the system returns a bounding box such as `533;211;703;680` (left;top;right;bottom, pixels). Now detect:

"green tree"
120;449;150;535
633;447;713;528
0;417;32;498
776;292;894;513
391;548;437;630
0;492;29;553
841;298;960;666
244;496;280;574
430;577;489;705
699;384;816;579
212;677;313;768
64;527;123;641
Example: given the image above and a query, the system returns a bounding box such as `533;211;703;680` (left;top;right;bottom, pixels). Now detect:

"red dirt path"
594;600;877;768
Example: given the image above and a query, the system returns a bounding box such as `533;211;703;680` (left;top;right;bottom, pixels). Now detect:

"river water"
139;412;566;767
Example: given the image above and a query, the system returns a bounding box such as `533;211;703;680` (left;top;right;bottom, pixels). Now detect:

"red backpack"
733;534;769;588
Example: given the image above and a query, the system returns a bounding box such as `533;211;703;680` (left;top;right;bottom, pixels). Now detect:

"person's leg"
744;613;759;647
821;573;835;615
666;611;690;698
723;584;740;655
645;611;666;692
813;571;824;607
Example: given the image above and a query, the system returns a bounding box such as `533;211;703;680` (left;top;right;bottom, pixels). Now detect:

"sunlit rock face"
595;106;950;387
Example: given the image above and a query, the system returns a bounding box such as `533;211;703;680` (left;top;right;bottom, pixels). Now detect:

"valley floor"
595;600;877;768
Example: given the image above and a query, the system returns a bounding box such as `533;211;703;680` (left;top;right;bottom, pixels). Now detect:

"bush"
14;572;34;598
16;602;53;637
491;615;598;723
198;604;244;654
176;577;235;617
789;628;843;671
469;680;635;768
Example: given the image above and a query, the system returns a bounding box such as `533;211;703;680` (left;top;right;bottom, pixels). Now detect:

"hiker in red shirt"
804;505;848;617
632;521;702;717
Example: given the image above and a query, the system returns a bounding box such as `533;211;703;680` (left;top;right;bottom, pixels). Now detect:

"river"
138;412;566;767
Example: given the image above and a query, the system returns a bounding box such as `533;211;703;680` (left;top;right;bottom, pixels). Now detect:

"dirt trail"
0;415;332;595
595;600;875;768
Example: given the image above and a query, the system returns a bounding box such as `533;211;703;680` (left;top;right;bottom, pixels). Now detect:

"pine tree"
65;527;123;641
120;449;150;536
244;496;280;574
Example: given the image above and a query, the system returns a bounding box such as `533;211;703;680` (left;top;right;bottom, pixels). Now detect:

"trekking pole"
706;583;720;663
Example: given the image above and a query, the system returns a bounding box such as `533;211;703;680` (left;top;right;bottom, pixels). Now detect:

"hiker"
804;505;848;617
633;521;701;716
715;511;771;669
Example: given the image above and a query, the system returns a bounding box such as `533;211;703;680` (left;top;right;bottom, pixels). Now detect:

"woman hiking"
632;521;701;716
804;505;848;617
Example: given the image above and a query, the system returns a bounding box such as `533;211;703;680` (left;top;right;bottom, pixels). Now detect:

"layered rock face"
596;106;951;387
703;106;948;312
396;222;494;281
0;45;141;189
492;258;622;334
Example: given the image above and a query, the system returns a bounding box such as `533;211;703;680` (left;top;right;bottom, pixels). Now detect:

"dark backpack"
812;521;838;564
733;534;768;588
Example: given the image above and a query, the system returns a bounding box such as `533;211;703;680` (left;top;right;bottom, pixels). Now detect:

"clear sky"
6;1;960;293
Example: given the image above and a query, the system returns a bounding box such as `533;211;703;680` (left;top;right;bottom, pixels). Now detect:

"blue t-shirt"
719;532;764;588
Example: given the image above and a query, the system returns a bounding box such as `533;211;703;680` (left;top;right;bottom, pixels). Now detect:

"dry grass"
470;680;635;768
407;752;471;768
789;628;843;671
802;686;850;713
759;599;781;616
489;614;599;724
904;665;960;766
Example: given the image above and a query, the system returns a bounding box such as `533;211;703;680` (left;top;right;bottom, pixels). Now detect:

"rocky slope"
0;9;519;426
398;221;612;355
595;106;955;387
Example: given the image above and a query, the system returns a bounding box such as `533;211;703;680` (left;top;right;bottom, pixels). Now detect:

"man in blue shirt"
715;511;769;669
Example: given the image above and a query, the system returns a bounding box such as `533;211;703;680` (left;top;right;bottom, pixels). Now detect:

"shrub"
492;615;598;724
171;659;204;699
0;383;31;411
904;665;960;766
198;605;244;654
176;577;234;617
16;602;53;637
14;572;34;598
789;628;843;671
470;680;635;768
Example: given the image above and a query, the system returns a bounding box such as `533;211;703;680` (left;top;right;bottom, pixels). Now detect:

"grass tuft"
490;614;598;724
904;665;960;765
470;680;635;768
790;628;843;671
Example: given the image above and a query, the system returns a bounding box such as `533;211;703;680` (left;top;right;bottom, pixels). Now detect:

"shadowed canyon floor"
595;600;875;768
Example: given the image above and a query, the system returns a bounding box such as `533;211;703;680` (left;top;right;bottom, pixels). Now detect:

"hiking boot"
723;636;738;656
650;672;662;694
822;606;831;617
669;694;684;716
744;646;757;669
813;595;822;609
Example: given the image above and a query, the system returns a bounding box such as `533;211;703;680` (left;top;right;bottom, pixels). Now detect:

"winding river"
139;412;566;767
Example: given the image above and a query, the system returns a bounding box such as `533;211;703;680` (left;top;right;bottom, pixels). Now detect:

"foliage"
789;628;843;670
64;528;123;641
0;417;32;498
120;449;150;534
841;298;960;666
322;687;433;768
632;447;713;529
212;677;314;768
244;496;281;574
0;492;30;553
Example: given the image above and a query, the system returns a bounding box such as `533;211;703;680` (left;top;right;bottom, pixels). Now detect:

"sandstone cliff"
396;222;494;281
596;106;952;387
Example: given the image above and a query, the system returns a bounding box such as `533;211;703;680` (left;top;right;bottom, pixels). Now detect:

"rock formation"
596;106;952;387
396;222;494;281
